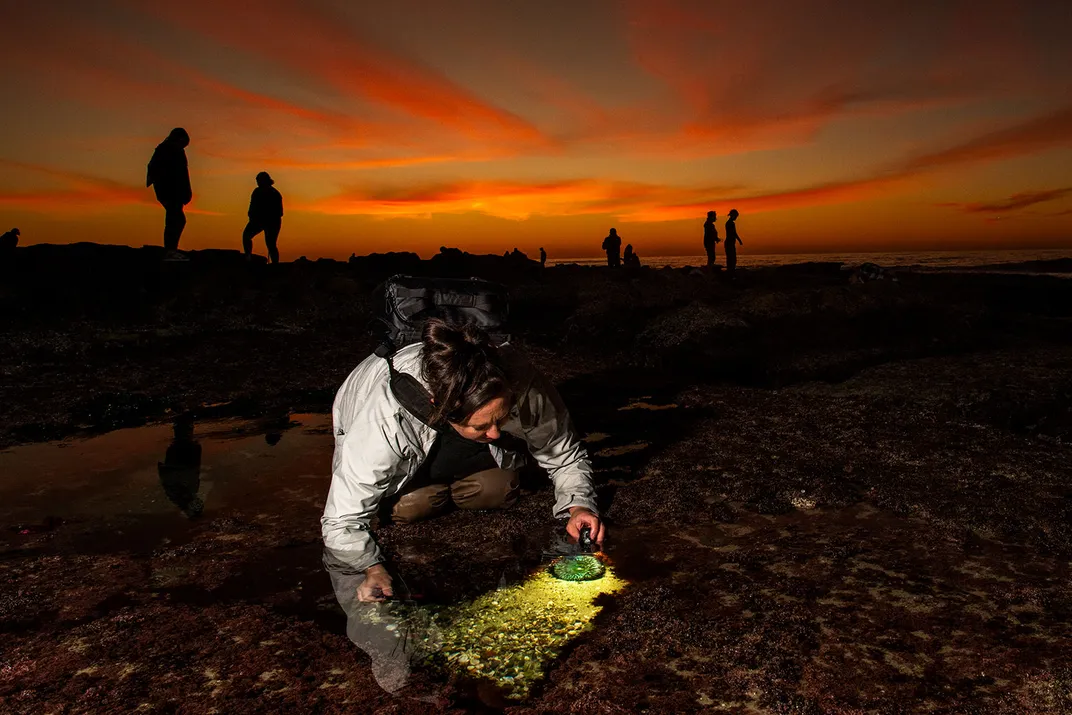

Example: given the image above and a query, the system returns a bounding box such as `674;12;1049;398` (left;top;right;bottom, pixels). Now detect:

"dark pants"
704;242;716;267
162;202;186;250
384;428;520;524
243;219;281;264
725;246;737;274
606;251;620;268
390;468;519;523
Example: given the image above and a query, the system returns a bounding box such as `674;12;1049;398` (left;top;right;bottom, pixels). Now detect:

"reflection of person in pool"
157;416;203;518
321;319;602;690
323;562;443;699
262;413;291;446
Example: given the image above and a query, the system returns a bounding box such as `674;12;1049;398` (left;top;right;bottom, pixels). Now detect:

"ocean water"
548;248;1071;270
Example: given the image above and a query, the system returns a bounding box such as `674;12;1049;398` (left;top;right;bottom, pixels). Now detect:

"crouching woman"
321;318;605;605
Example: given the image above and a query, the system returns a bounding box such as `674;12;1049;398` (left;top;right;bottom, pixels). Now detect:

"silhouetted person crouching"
703;211;720;267
243;171;284;264
623;243;640;268
602;228;622;267
146;128;192;261
724;209;743;276
0;227;19;257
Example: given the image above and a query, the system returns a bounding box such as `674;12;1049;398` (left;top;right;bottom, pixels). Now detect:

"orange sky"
1;0;1071;260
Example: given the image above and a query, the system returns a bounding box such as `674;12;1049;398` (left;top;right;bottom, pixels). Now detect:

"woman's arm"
497;345;604;547
321;411;409;576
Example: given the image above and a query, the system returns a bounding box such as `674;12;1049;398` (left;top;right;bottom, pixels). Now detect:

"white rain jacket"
321;342;597;573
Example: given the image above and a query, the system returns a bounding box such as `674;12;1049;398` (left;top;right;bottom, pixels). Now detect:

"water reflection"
157;416;203;518
327;567;442;696
3;414;629;702
0;413;324;550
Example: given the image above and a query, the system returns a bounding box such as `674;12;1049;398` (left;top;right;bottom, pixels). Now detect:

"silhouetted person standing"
602;228;622;268
0;227;19;257
703;211;720;268
146;128;192;261
243;171;284;264
724;209;743;276
539;247;547;267
158;416;203;519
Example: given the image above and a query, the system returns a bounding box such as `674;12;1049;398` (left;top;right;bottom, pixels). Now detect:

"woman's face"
450;396;511;443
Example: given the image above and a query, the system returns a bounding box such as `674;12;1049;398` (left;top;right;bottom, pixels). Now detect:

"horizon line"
12;239;1072;262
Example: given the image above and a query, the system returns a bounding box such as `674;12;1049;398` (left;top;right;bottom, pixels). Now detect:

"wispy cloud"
2;0;1071;249
901;105;1072;172
0;160;225;215
299;102;1072;222
619;0;1003;154
301;179;741;220
0;160;150;213
197;150;478;173
937;188;1072;215
133;0;552;149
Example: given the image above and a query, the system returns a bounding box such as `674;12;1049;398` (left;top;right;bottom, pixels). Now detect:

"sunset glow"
2;0;1070;259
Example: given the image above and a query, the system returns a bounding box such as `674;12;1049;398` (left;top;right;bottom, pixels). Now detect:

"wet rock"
3;245;1072;711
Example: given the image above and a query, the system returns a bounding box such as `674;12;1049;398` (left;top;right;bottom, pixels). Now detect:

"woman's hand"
357;563;394;602
566;507;606;548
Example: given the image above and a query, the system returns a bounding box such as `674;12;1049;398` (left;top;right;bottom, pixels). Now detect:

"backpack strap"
383;353;437;428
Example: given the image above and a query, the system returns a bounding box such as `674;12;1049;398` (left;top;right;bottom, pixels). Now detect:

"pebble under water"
375;565;626;699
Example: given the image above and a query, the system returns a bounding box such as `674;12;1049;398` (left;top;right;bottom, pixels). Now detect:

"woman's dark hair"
421;318;512;426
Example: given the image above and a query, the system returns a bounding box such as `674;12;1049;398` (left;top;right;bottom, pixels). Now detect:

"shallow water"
0;414;333;553
3;391;1070;710
0;410;638;701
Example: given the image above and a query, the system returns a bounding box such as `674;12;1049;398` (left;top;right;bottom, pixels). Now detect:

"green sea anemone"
549;554;606;581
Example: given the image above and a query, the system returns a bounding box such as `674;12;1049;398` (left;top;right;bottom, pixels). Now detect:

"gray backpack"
372;274;510;426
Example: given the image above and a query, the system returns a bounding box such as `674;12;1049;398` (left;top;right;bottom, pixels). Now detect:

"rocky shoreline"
2;244;1069;450
2;244;1071;712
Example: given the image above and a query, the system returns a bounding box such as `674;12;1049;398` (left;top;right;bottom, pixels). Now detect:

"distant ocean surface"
547;249;1072;270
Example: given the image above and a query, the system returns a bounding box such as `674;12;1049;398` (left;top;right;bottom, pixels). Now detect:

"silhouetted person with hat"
724;209;743;276
243;171;284;264
146;128;192;261
0;227;19;257
703;211;720;268
539;247;547;267
158;416;203;519
602;228;622;268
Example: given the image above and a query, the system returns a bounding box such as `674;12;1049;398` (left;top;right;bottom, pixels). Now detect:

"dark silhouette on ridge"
0;227;19;257
623;243;640;268
243;171;284;264
703;210;720;268
157;416;203;519
602;228;622;268
146;128;192;261
539;247;547;267
725;209;743;276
